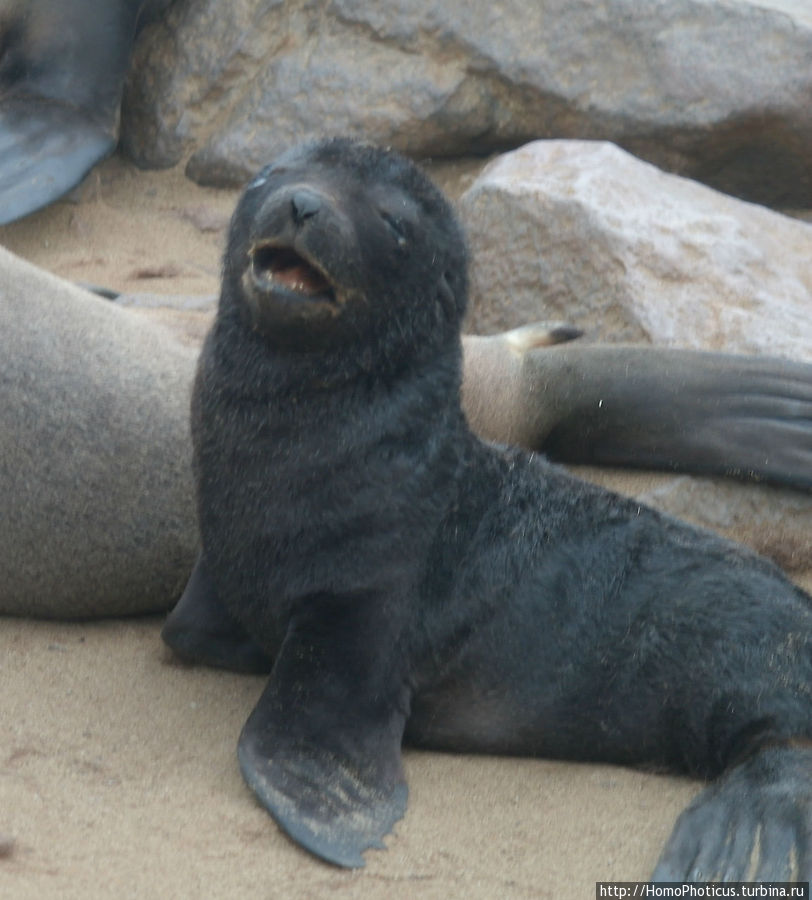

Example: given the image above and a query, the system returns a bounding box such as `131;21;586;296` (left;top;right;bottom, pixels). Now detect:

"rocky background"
119;0;812;347
123;0;812;209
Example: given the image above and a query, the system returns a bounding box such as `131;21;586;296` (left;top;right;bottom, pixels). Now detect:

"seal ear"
237;598;410;867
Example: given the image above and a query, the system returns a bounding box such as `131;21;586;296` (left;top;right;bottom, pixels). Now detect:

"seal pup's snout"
244;185;337;304
254;183;330;240
236;180;362;345
290;188;322;224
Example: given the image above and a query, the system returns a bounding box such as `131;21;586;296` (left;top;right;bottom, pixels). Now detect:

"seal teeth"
250;245;334;300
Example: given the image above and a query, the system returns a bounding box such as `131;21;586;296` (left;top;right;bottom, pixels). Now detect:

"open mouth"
249;243;336;303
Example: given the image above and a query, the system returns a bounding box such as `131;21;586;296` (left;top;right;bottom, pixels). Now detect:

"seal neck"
209;297;465;405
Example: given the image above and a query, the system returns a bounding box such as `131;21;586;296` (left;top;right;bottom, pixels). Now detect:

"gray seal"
0;245;198;616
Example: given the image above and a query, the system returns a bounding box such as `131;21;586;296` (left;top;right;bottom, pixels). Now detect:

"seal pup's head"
220;138;469;372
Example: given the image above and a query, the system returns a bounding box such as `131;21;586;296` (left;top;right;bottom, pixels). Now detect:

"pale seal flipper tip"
500;321;583;353
653;745;812;882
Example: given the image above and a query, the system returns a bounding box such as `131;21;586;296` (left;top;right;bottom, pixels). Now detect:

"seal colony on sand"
162;138;812;878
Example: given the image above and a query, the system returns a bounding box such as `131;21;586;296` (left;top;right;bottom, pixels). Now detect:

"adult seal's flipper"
161;554;273;674
462;330;812;491
0;99;115;225
653;744;812;881
0;0;149;224
238;598;410;867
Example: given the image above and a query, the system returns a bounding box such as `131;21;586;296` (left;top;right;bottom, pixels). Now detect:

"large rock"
123;0;812;206
461;140;812;360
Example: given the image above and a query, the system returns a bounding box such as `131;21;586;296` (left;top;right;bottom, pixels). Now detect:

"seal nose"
290;189;321;224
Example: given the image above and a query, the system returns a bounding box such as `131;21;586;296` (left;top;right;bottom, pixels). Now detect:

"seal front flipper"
162;554;273;674
0;0;147;224
653;744;812;881
0;100;115;225
238;597;410;868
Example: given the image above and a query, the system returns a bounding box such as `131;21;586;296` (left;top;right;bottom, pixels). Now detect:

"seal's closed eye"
379;210;408;245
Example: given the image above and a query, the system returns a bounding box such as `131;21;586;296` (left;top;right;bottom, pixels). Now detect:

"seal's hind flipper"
0;99;115;225
501;321;584;352
524;346;812;491
162;554;273;674
653;744;812;881
238;603;409;867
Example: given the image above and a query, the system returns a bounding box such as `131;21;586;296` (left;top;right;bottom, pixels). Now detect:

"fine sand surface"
0;153;772;899
0;617;696;900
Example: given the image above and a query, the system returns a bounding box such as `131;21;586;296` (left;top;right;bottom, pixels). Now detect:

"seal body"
0;246;197;616
168;138;812;876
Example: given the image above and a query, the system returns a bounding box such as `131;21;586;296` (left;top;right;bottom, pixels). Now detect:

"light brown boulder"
462;140;812;361
123;0;812;206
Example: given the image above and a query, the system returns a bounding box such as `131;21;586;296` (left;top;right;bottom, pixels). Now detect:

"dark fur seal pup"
0;0;171;225
164;138;812;877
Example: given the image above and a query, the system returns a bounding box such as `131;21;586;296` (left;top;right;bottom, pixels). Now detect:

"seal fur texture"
168;138;812;876
0;245;198;616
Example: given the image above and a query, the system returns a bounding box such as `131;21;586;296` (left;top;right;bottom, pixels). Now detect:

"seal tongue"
275;262;329;294
254;246;332;297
